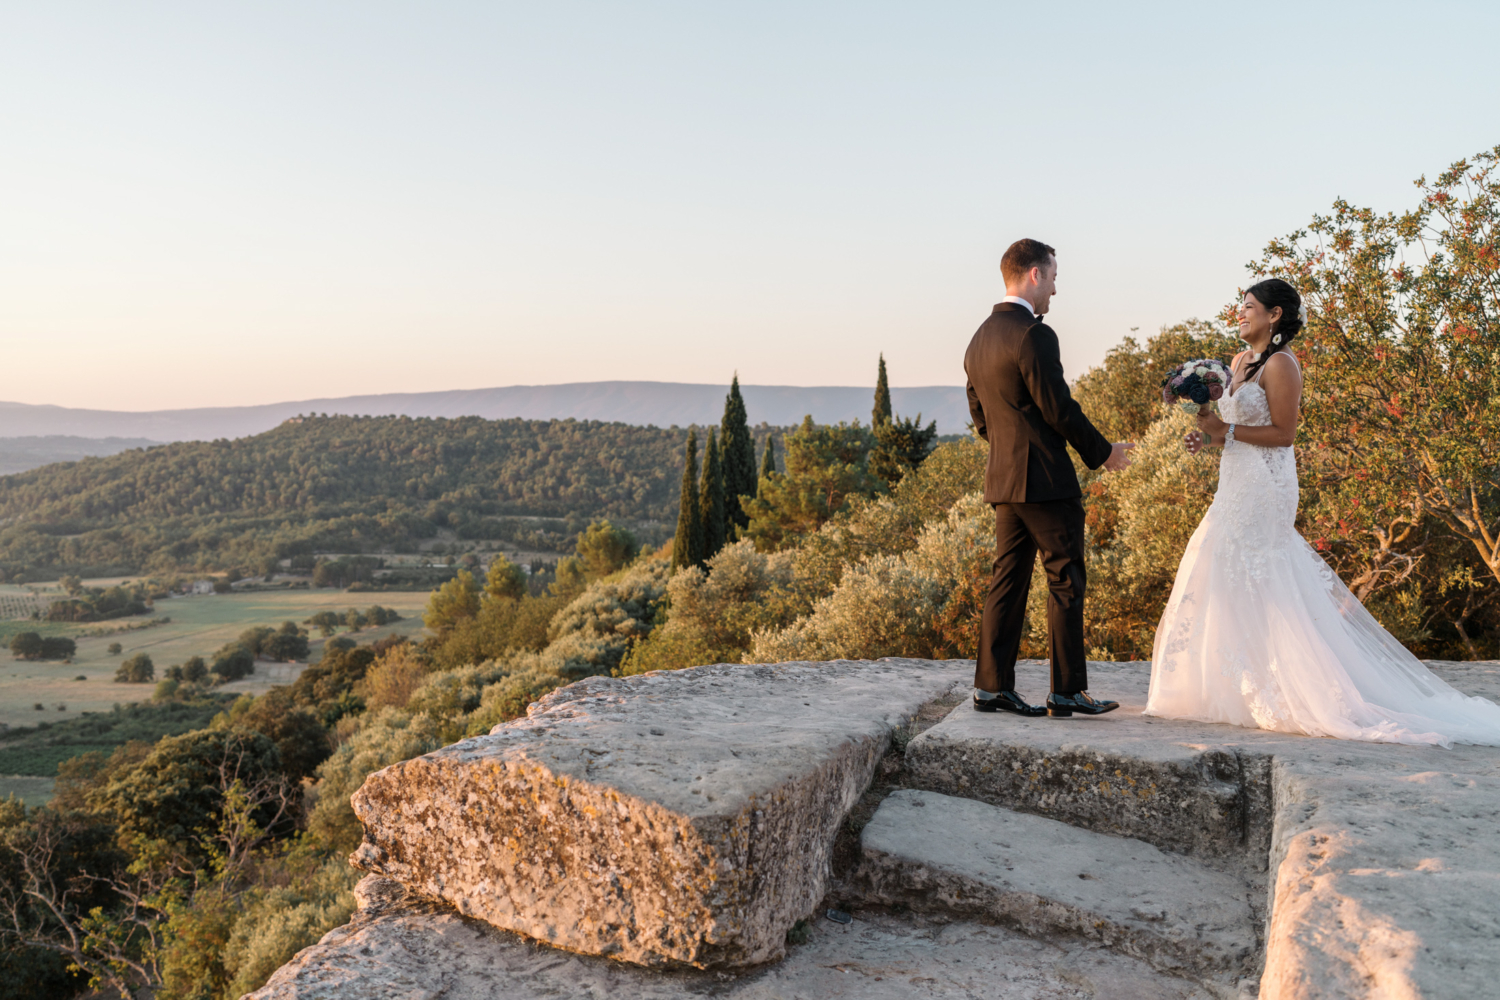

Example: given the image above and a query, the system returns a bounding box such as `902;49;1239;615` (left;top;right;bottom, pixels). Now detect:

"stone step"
901;658;1500;1000
904;660;1275;859
856;789;1261;995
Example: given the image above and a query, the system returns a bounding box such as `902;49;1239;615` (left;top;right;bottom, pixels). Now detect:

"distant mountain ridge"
0;436;162;476
0;382;972;445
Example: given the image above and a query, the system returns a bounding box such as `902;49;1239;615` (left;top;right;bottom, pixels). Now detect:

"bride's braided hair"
1243;278;1303;381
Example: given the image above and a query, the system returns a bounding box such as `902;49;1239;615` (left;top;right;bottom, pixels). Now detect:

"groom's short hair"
1001;239;1056;284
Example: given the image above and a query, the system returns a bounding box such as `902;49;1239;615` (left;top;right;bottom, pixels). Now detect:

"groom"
964;238;1132;718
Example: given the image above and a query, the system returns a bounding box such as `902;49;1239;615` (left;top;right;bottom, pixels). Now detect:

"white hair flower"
1298;301;1308;324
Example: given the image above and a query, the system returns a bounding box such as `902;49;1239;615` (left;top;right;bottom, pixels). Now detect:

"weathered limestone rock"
857;789;1260;991
911;659;1500;1000
904;660;1275;858
1260;757;1500;999
247;874;1215;999
348;659;969;969
256;657;1500;998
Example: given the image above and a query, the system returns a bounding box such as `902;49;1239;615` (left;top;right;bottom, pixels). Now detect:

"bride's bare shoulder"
1264;351;1303;378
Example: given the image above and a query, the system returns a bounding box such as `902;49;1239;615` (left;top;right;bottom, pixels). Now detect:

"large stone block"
348;659;968;969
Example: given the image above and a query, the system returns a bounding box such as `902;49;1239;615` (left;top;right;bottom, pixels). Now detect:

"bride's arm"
1196;353;1302;449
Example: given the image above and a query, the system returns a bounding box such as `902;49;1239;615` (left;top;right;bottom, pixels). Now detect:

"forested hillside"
0;415;708;579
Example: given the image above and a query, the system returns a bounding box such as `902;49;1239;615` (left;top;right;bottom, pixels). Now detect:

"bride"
1144;278;1500;748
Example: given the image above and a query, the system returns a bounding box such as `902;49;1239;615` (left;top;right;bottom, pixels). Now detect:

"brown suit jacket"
964;303;1112;503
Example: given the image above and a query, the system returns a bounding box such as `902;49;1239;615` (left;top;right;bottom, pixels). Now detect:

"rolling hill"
0;414;706;580
0;381;970;449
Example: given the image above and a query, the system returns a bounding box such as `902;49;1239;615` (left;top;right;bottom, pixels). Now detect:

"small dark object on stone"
785;918;812;945
825;909;853;925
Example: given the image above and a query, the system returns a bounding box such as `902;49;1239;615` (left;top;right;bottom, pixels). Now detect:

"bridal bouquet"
1160;359;1231;412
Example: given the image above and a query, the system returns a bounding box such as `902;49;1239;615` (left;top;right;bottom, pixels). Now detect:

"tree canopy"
0;414;693;579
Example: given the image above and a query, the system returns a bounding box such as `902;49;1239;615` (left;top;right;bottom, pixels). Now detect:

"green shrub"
222;857;359;998
619;541;796;674
306;708;444;853
741;416;883;551
96;729;283;850
543;557;669;677
426;591;564;672
459;662;567;735
424;570;480;635
400;658;494;713
183;655;209;683
9;632;76;661
157;884;240;1000
115;652;154;683
749;494;991;662
574;519;639;579
211;642;255;682
212;688;332;781
357;643;429;712
263;622;310;662
288;640;374;712
483;556;528;600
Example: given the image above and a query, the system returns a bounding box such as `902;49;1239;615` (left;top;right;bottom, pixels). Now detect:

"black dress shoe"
973;690;1046;717
1046;691;1120;718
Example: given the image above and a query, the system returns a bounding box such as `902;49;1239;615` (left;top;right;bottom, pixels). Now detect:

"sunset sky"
3;1;1497;410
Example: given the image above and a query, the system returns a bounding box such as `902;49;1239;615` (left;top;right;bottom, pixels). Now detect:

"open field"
0;774;57;808
0;584;428;729
0;696;234;777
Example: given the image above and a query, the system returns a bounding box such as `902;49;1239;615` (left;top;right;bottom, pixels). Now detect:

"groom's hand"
1103;442;1135;472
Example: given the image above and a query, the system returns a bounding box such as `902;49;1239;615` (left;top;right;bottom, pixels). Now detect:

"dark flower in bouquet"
1160;359;1231;412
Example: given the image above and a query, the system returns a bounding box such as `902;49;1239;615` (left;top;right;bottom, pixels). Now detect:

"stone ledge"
857;789;1260;993
348;659;970;969
247;875;1215;999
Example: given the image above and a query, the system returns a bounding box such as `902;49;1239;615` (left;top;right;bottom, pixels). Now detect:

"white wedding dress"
1145;364;1500;748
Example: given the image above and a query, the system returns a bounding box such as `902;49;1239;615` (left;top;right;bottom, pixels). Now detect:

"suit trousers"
974;497;1089;695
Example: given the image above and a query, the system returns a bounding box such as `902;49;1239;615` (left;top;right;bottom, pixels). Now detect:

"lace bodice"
1212;381;1298;533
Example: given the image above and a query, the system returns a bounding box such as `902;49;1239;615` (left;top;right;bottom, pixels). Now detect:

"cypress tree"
873;354;893;426
699;428;727;560
671;432;704;570
760;434;777;478
719;375;757;533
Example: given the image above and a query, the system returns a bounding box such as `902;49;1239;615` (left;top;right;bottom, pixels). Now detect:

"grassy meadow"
0;581;427;732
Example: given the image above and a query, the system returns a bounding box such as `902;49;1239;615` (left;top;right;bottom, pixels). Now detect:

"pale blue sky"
2;2;1496;411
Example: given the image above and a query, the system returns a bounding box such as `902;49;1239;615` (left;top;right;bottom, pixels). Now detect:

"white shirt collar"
1001;295;1035;315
